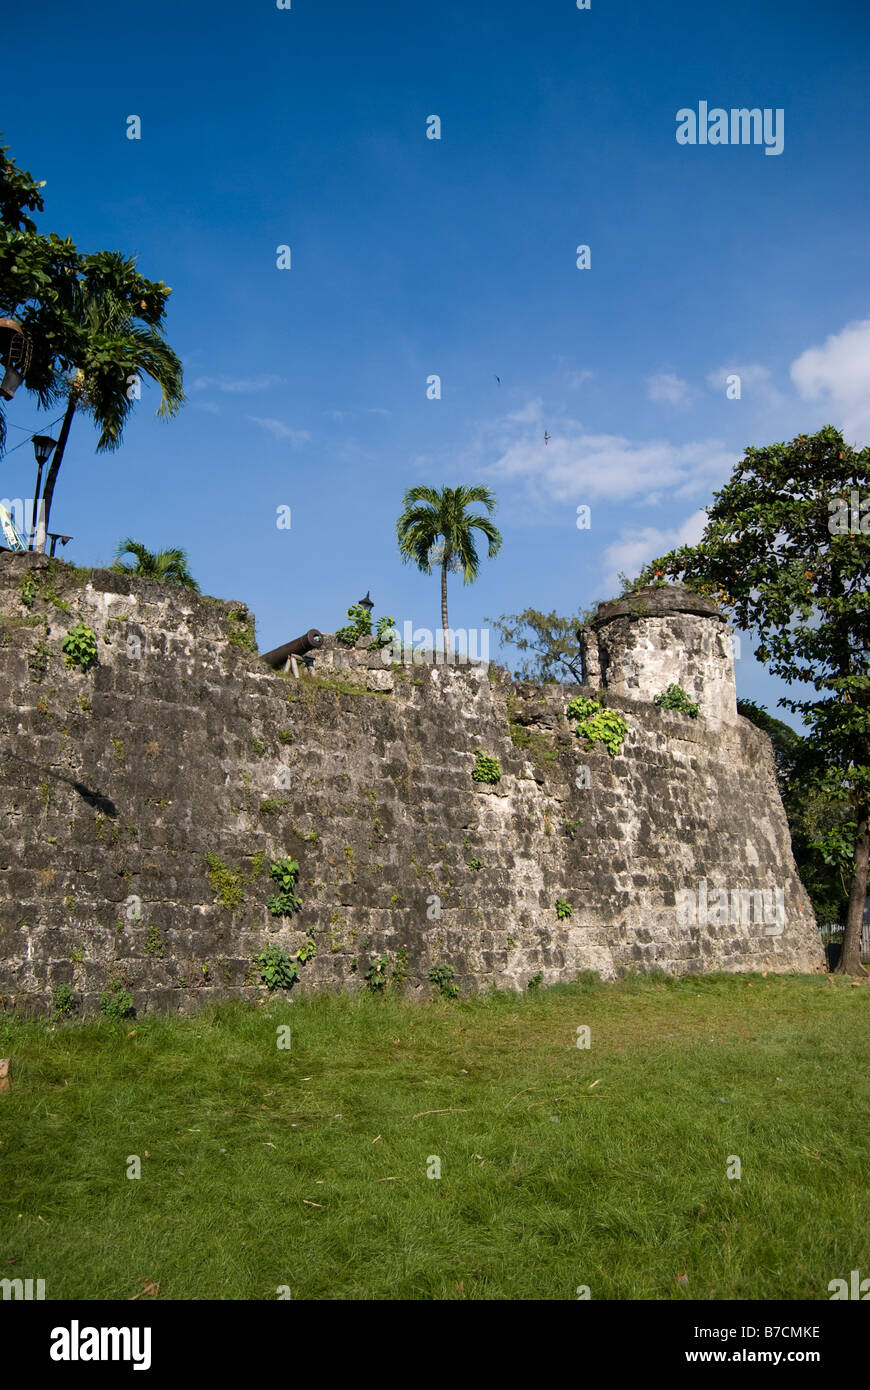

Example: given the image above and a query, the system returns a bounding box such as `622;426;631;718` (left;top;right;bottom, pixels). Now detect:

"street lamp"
30;435;57;550
0;319;32;401
358;591;374;611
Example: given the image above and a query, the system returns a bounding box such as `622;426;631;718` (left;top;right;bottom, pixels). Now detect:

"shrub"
471;749;501;784
365;953;390;991
267;857;303;917
428;963;459;999
100;980;134;1019
567;697;628;757
52;983;76;1018
62;622;98;672
255;945;299;991
654;683;700;718
335;604;396;649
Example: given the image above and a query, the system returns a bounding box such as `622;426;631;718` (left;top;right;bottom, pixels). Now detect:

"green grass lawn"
1;972;867;1301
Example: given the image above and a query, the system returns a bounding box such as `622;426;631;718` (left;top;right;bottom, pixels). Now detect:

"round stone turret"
579;584;737;723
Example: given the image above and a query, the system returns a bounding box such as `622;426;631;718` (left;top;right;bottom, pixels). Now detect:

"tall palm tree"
396;485;502;643
35;249;184;549
110;538;200;592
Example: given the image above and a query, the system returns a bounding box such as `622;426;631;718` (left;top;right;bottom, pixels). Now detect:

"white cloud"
563;368;595;389
485;414;736;504
191;374;283;394
706;362;783;406
248;417;310;445
601;510;707;592
790;317;870;443
506;398;544;424
647;372;692;406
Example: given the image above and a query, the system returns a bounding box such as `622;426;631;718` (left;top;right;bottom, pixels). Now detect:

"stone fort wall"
0;554;824;1015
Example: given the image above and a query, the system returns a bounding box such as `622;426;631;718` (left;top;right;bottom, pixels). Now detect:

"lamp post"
30;435;57;550
358;591;374;612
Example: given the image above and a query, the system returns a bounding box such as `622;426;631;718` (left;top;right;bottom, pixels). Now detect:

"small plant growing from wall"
567;696;627;758
471;749;501;784
226;608;256;651
428;963;459;999
255;944;300;991
392;944;409;986
19;574;37;609
527;972;543;990
336;603;397;649
467;857;482;871
267;857;303;917
654;683;700;718
62;621;98;672
365;953;390;991
144;924;164;957
555;897;573;920
52;983;76;1018
100;980;134;1019
205;853;246;909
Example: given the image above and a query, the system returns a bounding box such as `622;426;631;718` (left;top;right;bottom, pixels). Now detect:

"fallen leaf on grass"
588;1080;601;1089
371;1135;381;1144
129;1277;160;1300
302;1200;323;1208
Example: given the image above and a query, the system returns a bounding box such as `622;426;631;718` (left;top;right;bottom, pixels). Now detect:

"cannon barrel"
261;629;323;669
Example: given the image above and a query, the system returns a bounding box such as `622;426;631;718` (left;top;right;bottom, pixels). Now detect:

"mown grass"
0;972;867;1301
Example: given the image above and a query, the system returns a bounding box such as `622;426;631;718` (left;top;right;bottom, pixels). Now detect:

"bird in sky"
495;375;501;385
544;431;550;445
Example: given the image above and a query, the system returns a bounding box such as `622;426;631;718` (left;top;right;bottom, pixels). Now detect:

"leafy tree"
0;136;183;543
396;485;502;640
632;426;869;974
738;699;853;927
488;607;595;683
110;538;200;591
36;250;184;547
0;135;79;455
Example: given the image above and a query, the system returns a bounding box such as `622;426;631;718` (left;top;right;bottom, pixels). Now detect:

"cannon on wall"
260;629;323;674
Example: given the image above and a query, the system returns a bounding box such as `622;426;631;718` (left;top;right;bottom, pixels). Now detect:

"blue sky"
3;0;869;723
